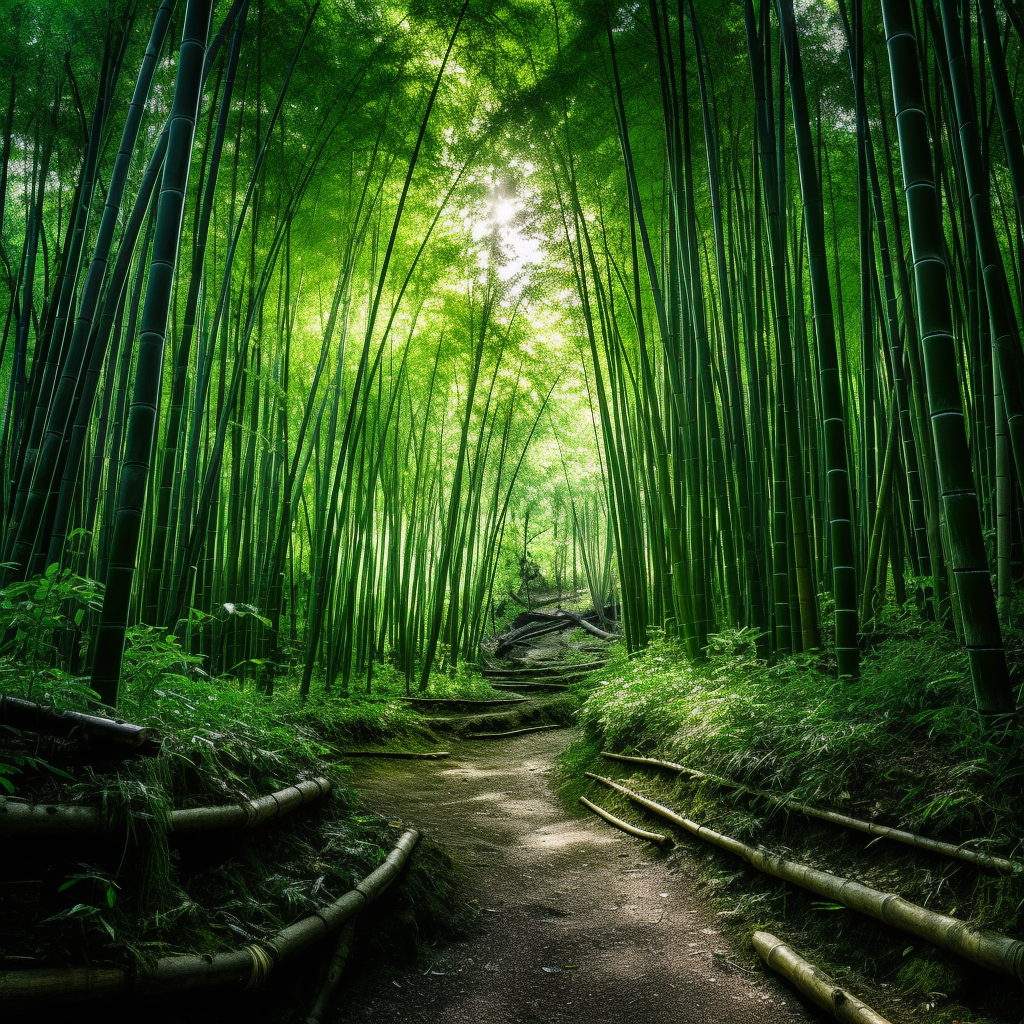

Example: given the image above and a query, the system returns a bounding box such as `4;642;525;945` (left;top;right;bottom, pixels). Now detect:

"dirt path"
333;728;820;1024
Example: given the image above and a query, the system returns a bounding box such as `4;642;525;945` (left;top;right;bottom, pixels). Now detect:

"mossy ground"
558;617;1024;1023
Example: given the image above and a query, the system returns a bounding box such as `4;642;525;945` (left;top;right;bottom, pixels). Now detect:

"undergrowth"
563;614;1024;1022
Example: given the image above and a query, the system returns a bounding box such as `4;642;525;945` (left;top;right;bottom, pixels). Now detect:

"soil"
332;727;823;1024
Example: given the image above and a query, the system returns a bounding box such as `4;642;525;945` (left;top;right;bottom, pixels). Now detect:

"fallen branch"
400;697;527;708
753;932;893;1023
493;610;616;657
579;796;670;846
466;724;565;739
584;773;1024;982
1;778;334;835
0;695;159;753
600;752;1021;874
0;829;420;1003
341;750;450;759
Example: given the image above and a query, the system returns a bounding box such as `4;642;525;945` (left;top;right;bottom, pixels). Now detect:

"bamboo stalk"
585;773;1024;981
598;753;1021;873
579;795;670;846
752;931;893;1024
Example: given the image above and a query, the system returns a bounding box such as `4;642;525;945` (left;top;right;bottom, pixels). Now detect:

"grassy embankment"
560;615;1024;1023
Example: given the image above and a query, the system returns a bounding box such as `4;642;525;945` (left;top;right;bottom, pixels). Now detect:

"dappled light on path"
334;730;815;1024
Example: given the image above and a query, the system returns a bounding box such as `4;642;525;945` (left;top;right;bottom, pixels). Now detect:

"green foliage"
0;564;102;697
578;621;1022;837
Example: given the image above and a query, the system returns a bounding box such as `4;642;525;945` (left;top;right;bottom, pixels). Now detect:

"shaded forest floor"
332;726;817;1024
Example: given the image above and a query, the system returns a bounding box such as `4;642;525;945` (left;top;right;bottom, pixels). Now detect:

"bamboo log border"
752;931;893;1024
399;697;528;708
585;773;1024;982
579;795;670;846
0;828;419;1003
0;695;159;752
488;682;572;691
601;751;1021;874
482;661;607;678
1;777;332;835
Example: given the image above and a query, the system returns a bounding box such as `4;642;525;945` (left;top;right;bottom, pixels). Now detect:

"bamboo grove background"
0;0;1021;723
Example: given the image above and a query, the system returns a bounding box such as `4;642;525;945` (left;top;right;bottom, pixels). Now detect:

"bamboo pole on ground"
599;753;1020;873
579;796;670;846
585;774;1024;981
0;829;419;1003
753;932;893;1024
1;777;334;834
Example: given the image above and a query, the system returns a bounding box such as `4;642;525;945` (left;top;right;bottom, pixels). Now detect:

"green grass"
577;620;1022;841
562;615;1024;1022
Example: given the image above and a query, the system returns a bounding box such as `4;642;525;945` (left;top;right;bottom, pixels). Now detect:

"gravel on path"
332;728;821;1024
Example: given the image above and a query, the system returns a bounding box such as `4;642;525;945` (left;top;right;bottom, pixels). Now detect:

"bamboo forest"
1;0;1023;1021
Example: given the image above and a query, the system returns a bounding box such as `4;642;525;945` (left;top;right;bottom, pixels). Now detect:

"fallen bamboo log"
584;773;1024;982
0;777;334;835
0;829;420;1003
482;662;606;678
466;724;566;739
579;795;670;846
600;751;1021;874
753;932;893;1024
488;682;571;692
399;697;527;708
305;916;358;1024
341;750;450;759
0;695;159;753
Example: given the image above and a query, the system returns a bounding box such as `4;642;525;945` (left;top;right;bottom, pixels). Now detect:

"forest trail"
333;728;819;1023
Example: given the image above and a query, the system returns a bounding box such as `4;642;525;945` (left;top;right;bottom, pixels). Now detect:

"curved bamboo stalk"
0;777;333;835
585;774;1024;981
579;795;670;846
598;754;1020;873
753;932;893;1024
0;828;419;1003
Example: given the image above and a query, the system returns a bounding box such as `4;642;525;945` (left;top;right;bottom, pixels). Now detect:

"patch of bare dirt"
332;728;822;1024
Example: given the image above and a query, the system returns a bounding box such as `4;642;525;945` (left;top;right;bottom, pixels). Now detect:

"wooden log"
466;724;566;739
0;694;159;752
585;773;1024;982
579;796;670;846
753;932;893;1024
600;752;1022;874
